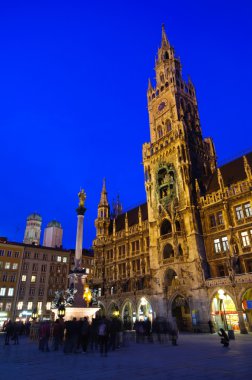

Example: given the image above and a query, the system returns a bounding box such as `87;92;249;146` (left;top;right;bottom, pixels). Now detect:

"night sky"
1;1;252;249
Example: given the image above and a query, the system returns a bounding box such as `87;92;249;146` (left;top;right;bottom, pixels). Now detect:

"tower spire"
161;23;169;46
99;178;108;206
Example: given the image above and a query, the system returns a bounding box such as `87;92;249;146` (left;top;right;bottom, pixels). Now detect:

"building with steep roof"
92;26;252;333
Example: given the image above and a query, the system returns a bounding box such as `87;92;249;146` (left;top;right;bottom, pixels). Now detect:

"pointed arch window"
160;219;172;235
175;220;181;232
166;120;172;132
157;126;163;139
163;244;174;259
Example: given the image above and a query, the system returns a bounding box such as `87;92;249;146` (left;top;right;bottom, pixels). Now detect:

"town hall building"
92;26;252;333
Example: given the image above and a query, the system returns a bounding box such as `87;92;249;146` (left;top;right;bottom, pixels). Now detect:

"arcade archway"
108;302;119;318
122;301;133;330
211;289;239;331
96;302;106;318
171;295;191;331
242;288;252;331
137;297;153;323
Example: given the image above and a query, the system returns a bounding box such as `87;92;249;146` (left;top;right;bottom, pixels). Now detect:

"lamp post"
31;308;38;322
58;303;65;319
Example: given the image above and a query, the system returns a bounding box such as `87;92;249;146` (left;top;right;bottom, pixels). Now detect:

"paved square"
1;333;252;380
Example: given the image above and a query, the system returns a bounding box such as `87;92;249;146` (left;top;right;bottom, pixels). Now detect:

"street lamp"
58;304;65;319
31;308;38;322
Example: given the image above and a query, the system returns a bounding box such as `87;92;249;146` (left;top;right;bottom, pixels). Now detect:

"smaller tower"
23;213;42;245
95;179;110;239
43;220;63;248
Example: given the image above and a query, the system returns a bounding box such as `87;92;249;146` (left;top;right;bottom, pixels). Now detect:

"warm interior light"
83;284;92;306
218;289;226;300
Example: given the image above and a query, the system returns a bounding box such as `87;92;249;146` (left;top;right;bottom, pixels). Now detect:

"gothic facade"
92;26;252;333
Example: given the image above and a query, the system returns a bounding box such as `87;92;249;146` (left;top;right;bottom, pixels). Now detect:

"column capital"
76;206;86;216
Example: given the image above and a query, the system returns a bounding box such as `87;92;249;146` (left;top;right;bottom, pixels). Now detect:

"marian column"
75;189;86;269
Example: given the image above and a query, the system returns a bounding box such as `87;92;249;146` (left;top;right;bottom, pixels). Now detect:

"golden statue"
78;189;86;207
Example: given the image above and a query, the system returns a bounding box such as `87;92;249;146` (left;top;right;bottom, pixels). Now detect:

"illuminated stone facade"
93;26;252;333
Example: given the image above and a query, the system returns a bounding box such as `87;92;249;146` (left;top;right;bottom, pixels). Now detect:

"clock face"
158;101;166;112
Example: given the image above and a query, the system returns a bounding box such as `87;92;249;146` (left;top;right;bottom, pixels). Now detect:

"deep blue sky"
1;1;252;249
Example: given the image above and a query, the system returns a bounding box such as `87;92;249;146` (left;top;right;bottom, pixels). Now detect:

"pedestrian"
39;321;50;352
170;320;178;346
218;328;229;347
12;322;19;345
52;319;61;351
4;320;13;345
208;320;214;334
98;317;109;356
80;317;90;353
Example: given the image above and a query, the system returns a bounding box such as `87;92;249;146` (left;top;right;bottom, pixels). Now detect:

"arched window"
164;268;177;286
166;120;172;132
157;126;163;139
175;220;181;231
163;244;174;259
178;244;183;256
160;219;172;235
160;73;165;83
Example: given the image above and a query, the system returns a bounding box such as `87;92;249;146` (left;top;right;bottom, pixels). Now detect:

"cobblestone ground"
1;332;252;380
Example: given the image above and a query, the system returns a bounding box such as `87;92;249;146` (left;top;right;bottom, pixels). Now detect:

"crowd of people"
2;316;179;354
2;319;31;345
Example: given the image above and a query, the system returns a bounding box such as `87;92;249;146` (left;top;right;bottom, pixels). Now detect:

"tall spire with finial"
99;178;108;207
161;23;169;47
95;179;110;238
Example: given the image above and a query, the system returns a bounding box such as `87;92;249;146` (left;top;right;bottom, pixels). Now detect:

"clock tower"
143;25;216;321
